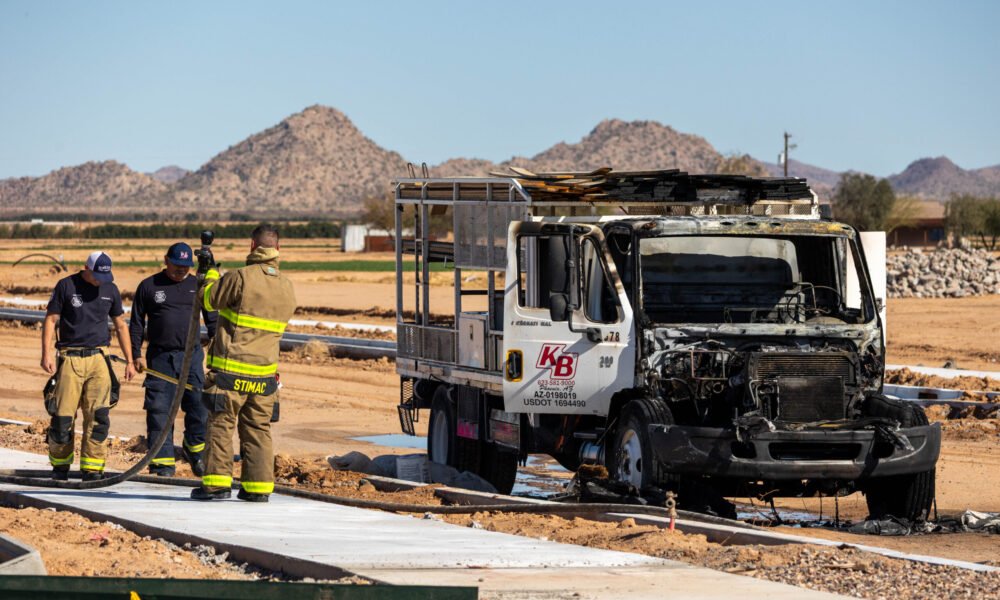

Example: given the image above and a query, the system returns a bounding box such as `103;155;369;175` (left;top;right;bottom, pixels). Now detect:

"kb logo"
536;343;578;379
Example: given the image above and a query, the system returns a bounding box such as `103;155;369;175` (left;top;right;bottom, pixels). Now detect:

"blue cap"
166;242;194;267
86;251;114;283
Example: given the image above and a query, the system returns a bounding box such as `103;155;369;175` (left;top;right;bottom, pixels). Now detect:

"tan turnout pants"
201;379;276;495
49;348;112;472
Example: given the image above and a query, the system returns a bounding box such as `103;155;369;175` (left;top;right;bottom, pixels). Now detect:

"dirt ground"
1;243;999;594
886;295;1000;371
0;506;252;578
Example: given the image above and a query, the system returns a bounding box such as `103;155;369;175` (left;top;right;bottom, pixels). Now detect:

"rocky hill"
509;119;723;173
763;159;841;194
148;165;190;184
432;119;724;179
888;157;1000;198
2;106;997;217
168;105;408;216
0;160;167;215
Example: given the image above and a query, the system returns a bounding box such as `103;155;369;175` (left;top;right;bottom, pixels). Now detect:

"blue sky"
0;1;997;179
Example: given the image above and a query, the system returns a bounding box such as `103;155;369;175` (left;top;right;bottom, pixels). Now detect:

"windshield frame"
634;229;878;328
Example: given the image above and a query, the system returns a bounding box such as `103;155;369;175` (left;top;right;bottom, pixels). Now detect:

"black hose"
0;234;212;490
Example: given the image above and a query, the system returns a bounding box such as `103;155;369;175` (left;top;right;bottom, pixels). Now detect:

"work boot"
190;486;231;501
182;447;206;478
149;465;176;477
51;466;69;481
237;488;269;503
81;471;104;482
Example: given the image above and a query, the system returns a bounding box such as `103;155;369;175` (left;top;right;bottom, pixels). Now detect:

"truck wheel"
428;386;478;469
860;394;936;521
480;445;518;495
608;398;674;490
428;386;455;465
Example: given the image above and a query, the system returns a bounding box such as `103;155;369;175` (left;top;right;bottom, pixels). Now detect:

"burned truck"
394;169;939;520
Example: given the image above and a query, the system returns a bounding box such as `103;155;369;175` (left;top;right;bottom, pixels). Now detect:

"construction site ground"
1;240;999;597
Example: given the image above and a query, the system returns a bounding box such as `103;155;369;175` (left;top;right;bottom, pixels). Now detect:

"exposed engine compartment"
643;331;885;430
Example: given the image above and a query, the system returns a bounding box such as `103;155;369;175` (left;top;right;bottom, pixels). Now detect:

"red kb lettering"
536;343;577;379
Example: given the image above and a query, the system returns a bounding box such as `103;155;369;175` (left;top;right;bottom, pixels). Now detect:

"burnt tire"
480;445;518;495
429;386;516;493
607;397;674;490
428;386;456;465
861;394;936;522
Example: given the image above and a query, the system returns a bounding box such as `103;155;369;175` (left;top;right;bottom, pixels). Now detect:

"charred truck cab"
394;170;939;520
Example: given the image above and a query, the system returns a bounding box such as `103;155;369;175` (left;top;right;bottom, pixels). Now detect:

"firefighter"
190;224;296;502
129;242;218;477
40;251;136;480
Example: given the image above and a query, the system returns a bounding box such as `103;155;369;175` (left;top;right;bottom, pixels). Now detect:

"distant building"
889;200;946;247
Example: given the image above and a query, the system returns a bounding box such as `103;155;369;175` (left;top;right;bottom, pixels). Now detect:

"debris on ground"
326;451;497;493
886;368;1000;391
285;323;395;341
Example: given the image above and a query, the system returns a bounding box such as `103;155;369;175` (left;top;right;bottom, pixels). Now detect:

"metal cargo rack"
392;167;819;393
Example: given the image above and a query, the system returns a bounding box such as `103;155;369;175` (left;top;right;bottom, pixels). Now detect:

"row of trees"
831;173;1000;249
946;195;1000;250
0;221;342;240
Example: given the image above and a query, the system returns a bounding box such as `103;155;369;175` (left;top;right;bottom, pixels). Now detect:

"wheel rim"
616;428;644;487
430;409;449;464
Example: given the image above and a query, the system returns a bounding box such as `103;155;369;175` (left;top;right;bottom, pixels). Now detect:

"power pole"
782;132;797;177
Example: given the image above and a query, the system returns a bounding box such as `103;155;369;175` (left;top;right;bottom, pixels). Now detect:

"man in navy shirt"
42;251;136;480
129;242;218;477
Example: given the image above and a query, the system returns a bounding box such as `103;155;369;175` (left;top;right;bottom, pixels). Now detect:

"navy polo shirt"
129;271;218;359
47;273;124;348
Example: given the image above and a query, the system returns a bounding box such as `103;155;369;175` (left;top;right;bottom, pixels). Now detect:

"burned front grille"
750;352;856;423
775;376;845;422
751;352;856;383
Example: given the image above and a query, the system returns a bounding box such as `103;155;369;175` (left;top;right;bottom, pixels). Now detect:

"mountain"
0;160;167;215
763;159;842;190
2;106;997;217
432;119;724;178
148;165;190;184
510;119;723;173
169;105;408;216
888;157;1000;198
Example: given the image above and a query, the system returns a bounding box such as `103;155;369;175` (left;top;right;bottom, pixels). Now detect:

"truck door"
501;222;635;416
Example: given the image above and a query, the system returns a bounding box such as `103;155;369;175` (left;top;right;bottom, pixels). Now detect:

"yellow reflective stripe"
151;457;176;465
80;457;106;471
218;308;287;333
49;453;74;466
184;440;205;453
241;481;274;494
202;474;232;488
205;269;220;281
202;281;216;312
207;355;277;376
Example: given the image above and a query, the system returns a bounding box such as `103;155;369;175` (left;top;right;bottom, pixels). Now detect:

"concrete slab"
0;449;840;599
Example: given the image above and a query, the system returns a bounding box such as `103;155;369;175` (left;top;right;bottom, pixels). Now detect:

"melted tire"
428;386;455;465
861;394;936;521
480;445;518;495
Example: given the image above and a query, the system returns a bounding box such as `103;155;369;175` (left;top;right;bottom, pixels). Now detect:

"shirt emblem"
154;290;167;304
70;294;83;308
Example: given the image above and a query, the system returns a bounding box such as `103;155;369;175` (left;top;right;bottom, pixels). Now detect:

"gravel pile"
748;546;1000;600
887;248;1000;298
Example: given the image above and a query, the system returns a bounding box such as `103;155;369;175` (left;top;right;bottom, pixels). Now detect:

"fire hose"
0;230;703;528
0;231;216;490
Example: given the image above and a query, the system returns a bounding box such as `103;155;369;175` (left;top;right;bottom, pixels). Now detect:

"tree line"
831;173;1000;249
0;221;342;239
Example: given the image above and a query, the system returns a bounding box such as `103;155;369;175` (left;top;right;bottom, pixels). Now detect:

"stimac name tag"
212;372;278;396
233;378;269;394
